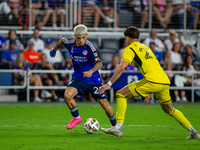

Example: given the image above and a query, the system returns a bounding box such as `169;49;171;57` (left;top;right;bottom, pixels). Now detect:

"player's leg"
101;85;133;137
157;85;200;139
160;102;200;139
98;98;116;126
64;86;82;129
86;83;117;126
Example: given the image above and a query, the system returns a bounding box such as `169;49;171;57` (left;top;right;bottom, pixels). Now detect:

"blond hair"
74;24;87;35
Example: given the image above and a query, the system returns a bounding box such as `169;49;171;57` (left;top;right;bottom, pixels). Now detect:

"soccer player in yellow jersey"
98;26;200;139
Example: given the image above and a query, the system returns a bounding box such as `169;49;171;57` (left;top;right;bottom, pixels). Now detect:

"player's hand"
50;49;56;57
98;84;110;94
83;70;93;78
144;94;153;105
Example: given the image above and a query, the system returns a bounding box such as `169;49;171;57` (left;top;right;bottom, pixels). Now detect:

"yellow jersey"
122;41;170;84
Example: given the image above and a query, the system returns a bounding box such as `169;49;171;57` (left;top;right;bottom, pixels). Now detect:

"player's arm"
98;61;129;94
83;61;102;78
49;38;64;57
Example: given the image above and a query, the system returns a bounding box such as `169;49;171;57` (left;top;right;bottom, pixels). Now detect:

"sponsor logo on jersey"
83;50;88;55
93;52;98;57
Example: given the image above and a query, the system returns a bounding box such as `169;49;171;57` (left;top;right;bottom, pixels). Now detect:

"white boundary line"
0;124;199;127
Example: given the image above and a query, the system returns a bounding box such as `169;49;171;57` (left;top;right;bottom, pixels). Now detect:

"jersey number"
139;48;153;60
93;86;99;94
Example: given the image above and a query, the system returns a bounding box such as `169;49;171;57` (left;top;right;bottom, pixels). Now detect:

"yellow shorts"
128;78;171;104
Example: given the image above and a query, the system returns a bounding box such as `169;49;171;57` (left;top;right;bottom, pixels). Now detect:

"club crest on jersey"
93;52;98;57
83;50;88;55
71;46;74;53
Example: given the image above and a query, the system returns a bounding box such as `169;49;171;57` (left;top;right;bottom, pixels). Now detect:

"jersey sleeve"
86;41;101;64
121;47;135;64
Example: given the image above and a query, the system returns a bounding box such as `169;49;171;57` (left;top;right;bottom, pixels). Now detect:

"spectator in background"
29;29;44;51
149;41;164;63
34;20;43;30
143;29;165;52
12;53;52;102
190;1;200;29
0;35;6;49
160;0;195;29
34;53;63;101
82;0;114;30
179;54;200;102
163;30;182;51
165;42;183;65
28;0;55;28
163;55;200;102
41;38;63;64
23;40;41;64
6;29;24;50
102;0;120;30
182;45;200;64
151;0;168;26
1;39;19;68
44;0;57;29
9;0;24;26
128;0;148;28
60;52;73;85
0;0;11;18
47;0;66;29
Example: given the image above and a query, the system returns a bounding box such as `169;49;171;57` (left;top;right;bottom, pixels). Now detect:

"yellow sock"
169;108;191;129
116;93;127;123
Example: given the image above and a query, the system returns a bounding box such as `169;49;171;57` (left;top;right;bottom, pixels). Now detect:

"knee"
99;99;110;110
64;92;73;102
47;80;53;86
163;107;173;115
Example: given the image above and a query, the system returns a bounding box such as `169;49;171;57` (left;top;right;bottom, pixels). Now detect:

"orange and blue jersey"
62;38;102;84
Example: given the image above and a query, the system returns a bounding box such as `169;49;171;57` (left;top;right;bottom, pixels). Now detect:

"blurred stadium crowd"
1;0;200;103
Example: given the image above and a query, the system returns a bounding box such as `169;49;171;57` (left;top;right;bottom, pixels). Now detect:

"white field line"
0;124;199;128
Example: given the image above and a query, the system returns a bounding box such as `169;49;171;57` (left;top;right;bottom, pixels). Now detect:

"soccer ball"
83;118;99;134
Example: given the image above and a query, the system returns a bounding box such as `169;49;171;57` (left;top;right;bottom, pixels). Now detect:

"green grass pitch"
0;102;200;150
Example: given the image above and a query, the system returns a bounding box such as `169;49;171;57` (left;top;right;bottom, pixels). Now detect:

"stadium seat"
118;10;134;28
98;49;116;64
101;38;120;51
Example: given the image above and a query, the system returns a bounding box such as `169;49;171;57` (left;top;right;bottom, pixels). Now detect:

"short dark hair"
124;26;140;39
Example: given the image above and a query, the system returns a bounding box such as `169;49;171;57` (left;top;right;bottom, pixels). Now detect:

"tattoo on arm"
54;38;64;51
91;62;102;72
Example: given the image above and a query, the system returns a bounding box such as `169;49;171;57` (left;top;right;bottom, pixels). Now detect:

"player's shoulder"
62;37;75;45
85;39;97;52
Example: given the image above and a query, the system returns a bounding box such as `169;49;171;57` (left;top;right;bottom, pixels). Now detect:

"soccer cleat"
101;126;123;137
186;133;200;139
66;117;82;129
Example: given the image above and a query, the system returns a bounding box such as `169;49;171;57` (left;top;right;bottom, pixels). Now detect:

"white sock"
188;126;197;135
53;24;57;27
115;122;123;129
